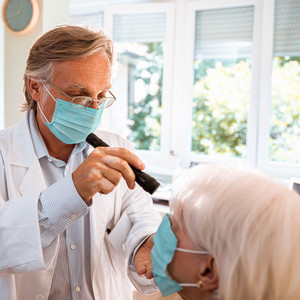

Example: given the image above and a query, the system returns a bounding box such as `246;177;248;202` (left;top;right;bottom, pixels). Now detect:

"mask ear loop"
42;83;57;102
37;102;50;124
176;248;210;255
37;83;57;124
175;248;210;288
180;281;203;288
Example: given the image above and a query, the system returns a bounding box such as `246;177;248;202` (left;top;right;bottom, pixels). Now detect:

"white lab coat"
0;111;161;300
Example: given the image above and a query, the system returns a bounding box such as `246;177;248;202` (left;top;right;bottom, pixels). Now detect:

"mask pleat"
44;98;103;144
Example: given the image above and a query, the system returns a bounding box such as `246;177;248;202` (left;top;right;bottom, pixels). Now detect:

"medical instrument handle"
86;133;160;195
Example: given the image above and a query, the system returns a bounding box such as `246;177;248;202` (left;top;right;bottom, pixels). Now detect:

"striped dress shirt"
29;112;95;299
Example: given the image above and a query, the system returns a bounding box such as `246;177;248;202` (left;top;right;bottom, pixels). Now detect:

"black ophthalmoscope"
86;133;160;195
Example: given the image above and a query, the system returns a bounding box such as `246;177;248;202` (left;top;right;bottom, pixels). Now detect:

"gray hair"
170;164;300;300
21;24;114;112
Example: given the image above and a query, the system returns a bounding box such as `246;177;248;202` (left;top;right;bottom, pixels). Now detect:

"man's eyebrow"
68;84;88;92
67;83;112;93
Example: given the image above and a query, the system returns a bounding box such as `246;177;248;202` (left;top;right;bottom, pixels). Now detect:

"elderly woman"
151;164;300;300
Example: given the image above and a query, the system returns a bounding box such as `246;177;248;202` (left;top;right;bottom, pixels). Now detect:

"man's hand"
72;146;145;202
134;234;155;279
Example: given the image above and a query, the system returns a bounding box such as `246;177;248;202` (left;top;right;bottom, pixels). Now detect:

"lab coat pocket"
105;212;132;276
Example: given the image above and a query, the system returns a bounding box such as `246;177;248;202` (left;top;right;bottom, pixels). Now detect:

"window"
103;3;174;168
70;3;103;29
256;0;300;178
192;6;254;158
112;12;166;151
70;0;300;179
269;0;300;163
71;12;103;29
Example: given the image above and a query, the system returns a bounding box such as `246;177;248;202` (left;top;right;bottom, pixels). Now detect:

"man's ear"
197;256;219;292
28;77;43;102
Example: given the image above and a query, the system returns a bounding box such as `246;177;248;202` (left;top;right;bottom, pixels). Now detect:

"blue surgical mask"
39;84;103;144
151;214;210;297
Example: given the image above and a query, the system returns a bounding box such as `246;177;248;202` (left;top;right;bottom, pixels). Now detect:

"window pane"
269;0;300;163
192;6;254;158
113;13;166;151
70;12;103;29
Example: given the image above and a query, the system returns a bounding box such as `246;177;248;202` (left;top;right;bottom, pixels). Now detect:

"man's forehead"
55;52;110;66
52;55;112;91
53;53;111;74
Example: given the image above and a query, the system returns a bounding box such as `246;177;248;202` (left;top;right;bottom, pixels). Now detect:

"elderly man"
0;25;161;299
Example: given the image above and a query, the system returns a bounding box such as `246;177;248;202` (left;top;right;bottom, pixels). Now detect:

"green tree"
127;46;300;163
269;57;300;162
192;59;250;157
127;42;164;151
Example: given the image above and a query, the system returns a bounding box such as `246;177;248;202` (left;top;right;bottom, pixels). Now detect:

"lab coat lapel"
9;111;47;196
18;158;46;196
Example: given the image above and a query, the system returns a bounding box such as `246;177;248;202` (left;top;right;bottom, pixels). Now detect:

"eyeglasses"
46;81;116;109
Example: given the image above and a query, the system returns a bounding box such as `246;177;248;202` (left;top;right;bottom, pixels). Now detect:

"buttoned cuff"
129;235;152;271
39;175;89;238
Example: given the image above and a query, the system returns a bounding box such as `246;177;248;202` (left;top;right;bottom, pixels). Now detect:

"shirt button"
47;158;52;163
70;214;78;220
75;286;81;292
70;244;76;250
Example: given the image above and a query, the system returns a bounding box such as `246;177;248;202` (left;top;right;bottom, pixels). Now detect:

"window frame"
70;0;300;179
255;0;300;178
177;0;258;169
103;3;175;171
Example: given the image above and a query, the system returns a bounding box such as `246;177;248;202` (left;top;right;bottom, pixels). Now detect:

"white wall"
0;0;4;129
2;0;70;128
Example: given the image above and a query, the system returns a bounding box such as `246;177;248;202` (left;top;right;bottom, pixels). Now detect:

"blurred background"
1;1;300;298
1;0;300;187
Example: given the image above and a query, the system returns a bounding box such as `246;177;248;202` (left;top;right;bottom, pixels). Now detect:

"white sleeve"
0;154;55;275
0;191;57;275
122;184;161;293
38;175;88;248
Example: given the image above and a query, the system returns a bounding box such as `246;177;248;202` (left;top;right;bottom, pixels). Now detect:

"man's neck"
47;141;74;163
37;120;75;163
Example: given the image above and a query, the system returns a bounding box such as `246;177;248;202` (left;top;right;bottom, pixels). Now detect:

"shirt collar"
28;110;89;161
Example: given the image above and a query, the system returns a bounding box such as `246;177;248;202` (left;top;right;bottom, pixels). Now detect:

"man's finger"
101;147;145;170
136;264;147;276
145;269;153;279
101;154;136;189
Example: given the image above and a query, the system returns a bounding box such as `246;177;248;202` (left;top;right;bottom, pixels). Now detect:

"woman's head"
169;164;300;300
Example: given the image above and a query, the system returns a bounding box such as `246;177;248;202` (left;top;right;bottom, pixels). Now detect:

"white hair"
170;164;300;300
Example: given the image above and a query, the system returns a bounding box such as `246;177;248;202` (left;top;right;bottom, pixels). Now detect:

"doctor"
0;25;161;299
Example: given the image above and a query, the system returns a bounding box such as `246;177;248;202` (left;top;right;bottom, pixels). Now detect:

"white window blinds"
70;12;104;29
194;6;254;59
273;0;300;57
113;13;166;43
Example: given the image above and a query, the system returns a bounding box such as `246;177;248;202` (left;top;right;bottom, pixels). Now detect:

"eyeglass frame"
44;80;116;109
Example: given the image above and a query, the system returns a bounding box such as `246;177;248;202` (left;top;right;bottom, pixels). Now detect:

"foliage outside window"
191;6;253;158
70;0;300;178
192;58;250;157
270;57;300;163
118;42;164;151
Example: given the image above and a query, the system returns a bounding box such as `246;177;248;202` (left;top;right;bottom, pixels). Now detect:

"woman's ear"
197;256;219;292
28;77;43;102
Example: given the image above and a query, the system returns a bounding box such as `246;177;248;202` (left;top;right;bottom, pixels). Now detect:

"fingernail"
131;183;135;189
140;162;145;169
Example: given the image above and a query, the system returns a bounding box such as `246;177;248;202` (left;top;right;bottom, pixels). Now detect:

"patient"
151;164;300;300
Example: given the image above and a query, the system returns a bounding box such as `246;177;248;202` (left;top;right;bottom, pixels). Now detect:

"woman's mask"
151;214;210;297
